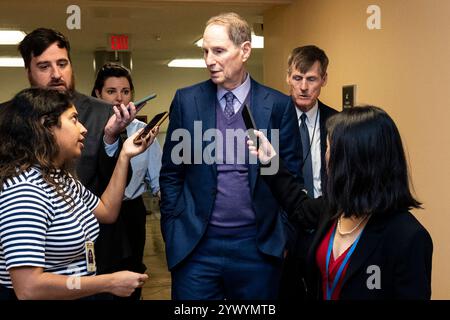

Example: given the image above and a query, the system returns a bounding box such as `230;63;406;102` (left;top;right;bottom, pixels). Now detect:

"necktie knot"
300;113;308;124
223;91;235;118
224;91;234;104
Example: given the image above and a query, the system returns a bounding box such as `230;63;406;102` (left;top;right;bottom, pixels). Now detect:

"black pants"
278;224;314;301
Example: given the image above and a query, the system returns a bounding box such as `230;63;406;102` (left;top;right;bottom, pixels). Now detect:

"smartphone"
125;93;157;113
133;111;169;144
242;104;258;148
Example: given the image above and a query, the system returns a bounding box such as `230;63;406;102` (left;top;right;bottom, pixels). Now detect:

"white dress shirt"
295;101;322;198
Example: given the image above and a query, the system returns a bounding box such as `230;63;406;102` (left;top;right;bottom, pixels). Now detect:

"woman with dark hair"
0;88;158;300
91;63;162;300
248;106;433;300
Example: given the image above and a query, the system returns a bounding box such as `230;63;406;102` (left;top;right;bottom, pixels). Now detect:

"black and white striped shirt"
0;167;99;288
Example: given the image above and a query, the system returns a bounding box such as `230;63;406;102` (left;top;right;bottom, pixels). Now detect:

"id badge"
85;241;96;273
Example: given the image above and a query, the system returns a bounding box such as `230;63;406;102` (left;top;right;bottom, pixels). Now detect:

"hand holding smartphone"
133;111;169;145
129;93;157;113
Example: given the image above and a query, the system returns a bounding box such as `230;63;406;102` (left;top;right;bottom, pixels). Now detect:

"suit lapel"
196;80;217;132
195;80;217;175
306;214;384;298
248;79;272;194
196;78;272;191
318;101;328;165
319;102;328;188
249;79;272;131
309;217;335;264
341;215;384;286
306;216;335;292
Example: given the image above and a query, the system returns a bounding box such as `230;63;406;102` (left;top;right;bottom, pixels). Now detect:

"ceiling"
0;0;292;66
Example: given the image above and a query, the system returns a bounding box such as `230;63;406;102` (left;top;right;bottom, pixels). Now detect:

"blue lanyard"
325;223;364;300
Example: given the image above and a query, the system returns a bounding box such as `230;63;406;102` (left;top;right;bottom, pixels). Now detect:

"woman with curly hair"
0;87;158;300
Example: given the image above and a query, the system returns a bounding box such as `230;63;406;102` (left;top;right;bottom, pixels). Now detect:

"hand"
121;126;159;159
108;271;149;297
104;102;137;144
247;130;277;164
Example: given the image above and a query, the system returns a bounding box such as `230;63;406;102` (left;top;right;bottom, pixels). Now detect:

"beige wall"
264;0;450;299
0;67;29;102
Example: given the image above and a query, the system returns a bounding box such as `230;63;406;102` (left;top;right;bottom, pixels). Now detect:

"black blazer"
280;100;338;299
266;160;433;300
316;100;338;190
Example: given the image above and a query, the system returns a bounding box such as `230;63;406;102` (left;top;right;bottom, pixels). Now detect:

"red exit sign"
110;34;129;51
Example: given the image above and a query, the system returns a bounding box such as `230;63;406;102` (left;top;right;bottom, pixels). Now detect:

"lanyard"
325;223;363;300
299;109;319;165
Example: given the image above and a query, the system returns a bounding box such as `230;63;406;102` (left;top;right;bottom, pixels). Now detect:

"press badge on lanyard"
85;240;96;273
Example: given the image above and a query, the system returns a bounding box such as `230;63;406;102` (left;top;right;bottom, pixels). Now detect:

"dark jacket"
159;78;302;270
71;91;118;195
266;160;433;300
281;100;338;300
316;100;338;190
71;92;130;274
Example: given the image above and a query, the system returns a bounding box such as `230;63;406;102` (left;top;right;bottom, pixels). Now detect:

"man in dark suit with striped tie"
280;45;338;300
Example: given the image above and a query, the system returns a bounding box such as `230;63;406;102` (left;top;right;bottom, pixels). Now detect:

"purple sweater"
209;102;256;228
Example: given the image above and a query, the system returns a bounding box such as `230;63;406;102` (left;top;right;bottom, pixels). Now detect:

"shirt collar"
217;73;251;104
296;100;319;125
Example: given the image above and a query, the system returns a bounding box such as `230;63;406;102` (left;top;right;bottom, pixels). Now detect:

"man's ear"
26;68;33;85
285;73;293;95
322;72;328;87
241;41;252;62
95;89;101;98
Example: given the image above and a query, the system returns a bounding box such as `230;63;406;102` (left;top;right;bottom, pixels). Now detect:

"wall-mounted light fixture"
0;57;24;67
168;59;206;68
0;30;26;45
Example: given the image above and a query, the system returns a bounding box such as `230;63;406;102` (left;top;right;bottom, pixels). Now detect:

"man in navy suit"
280;45;338;300
160;12;301;299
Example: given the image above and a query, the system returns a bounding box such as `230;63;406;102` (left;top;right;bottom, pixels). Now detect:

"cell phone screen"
133;111;168;144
